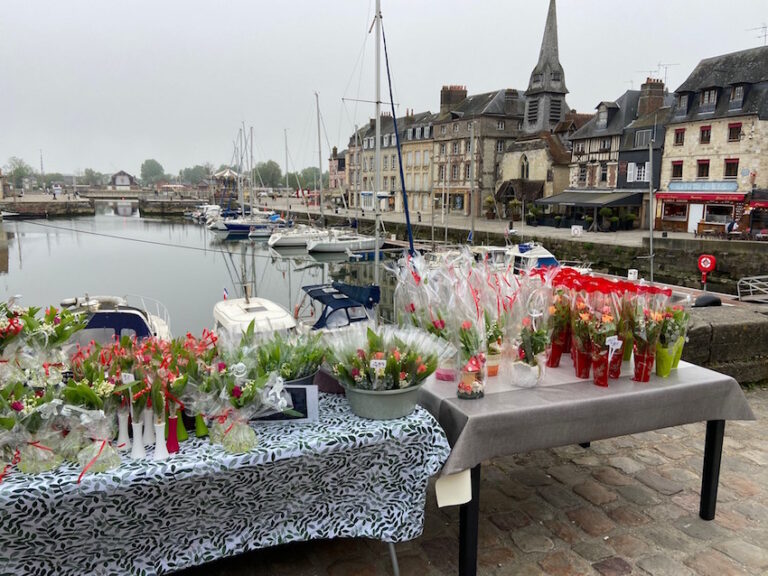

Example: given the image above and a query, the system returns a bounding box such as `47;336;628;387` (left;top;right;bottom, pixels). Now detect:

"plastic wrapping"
630;285;672;382
657;300;691;377
76;409;121;479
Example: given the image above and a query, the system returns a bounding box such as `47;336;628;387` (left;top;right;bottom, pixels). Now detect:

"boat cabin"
301;282;380;330
213;297;297;344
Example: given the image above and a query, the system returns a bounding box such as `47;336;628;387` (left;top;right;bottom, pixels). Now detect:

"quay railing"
737;275;768;304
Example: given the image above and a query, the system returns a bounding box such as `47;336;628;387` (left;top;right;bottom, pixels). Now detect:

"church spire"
526;0;567;96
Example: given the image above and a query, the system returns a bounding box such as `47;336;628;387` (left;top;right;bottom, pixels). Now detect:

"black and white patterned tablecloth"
0;394;450;575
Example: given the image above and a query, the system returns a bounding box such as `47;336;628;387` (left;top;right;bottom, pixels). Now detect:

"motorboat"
267;225;332;248
306;233;383;253
222;211;278;236
506;242;560;273
213;295;297;344
247;218;294;239
60;294;172;344
0;211;21;220
299;282;380;331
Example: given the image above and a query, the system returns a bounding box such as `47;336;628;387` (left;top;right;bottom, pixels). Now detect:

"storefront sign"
668;181;739;192
656;192;745;202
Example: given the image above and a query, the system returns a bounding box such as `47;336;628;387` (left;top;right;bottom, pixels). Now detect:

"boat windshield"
325;308;351;329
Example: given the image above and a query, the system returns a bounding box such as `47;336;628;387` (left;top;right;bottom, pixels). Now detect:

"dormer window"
407;128;413;140
699;88;717;113
415;127;422;139
551;72;561;82
675;94;689;116
383;134;390;147
532;73;543;87
729;85;744;110
596;107;608;129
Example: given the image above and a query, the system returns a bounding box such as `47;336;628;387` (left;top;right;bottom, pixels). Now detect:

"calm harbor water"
0;209;392;336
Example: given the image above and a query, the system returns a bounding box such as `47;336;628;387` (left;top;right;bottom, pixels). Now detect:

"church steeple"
524;0;568;132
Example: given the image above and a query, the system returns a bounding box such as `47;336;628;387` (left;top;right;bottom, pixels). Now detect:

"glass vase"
486;352;502;377
457;362;485;399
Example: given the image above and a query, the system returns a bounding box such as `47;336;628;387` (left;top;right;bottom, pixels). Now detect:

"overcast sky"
2;0;766;178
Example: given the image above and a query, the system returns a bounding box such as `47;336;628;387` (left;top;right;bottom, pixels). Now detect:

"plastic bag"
76;409;121;479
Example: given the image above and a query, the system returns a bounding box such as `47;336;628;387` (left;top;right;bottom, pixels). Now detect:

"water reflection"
0;215;397;335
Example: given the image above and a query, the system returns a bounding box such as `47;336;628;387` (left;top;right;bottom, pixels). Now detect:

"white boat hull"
306;236;383;253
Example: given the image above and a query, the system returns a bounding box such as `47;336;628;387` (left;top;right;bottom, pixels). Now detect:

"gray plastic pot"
342;383;424;420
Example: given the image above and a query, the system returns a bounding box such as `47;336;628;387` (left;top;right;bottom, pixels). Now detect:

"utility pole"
648;138;655;283
373;0;382;296
315;92;324;227
469;122;475;244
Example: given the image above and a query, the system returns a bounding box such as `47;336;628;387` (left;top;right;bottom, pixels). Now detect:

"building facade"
657;46;768;235
399;111;435;214
328;147;347;203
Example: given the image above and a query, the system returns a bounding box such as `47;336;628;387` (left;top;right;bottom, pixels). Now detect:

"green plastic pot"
342;383;423;420
672;337;685;369
655;344;675;378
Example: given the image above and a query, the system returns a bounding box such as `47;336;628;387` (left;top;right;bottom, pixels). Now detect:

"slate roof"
676;46;768;92
620;105;674;151
435;90;525;122
671;81;768;123
506;131;571;164
553;112;594;135
570;91;642;139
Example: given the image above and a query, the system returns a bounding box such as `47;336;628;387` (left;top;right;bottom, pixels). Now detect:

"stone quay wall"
0;199;95;218
138;199;201;217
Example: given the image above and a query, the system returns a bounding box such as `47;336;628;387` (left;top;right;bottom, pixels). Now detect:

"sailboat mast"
316;92;324;227
284;129;289;190
373;0;381;292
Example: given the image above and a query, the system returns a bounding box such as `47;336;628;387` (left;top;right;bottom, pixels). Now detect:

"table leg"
459;464;481;576
700;420;725;521
387;542;400;576
579;442;591;449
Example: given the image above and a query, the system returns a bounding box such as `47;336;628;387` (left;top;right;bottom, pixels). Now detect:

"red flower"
399;371;407;380
351;367;360;377
522;317;531;327
232;386;243;399
34;389;44;398
10;401;23;412
433;319;445;330
53;316;61;325
417;364;427;374
357;349;366;359
375;352;385;360
217;362;227;372
461;321;472;331
406;302;416;313
393;349;401;361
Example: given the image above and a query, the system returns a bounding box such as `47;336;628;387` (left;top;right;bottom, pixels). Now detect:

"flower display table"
0;394;449;575
419;361;754;576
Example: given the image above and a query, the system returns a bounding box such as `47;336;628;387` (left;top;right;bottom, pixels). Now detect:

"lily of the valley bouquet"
254;331;326;383
656;302;690;377
326;325;440;392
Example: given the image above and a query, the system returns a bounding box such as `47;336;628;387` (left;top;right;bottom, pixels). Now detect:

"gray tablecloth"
0;394;450;575
420;361;754;476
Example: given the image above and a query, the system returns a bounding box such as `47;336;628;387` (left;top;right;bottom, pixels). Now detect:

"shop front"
655;191;747;235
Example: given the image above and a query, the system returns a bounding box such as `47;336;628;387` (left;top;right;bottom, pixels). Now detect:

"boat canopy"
301;282;380;331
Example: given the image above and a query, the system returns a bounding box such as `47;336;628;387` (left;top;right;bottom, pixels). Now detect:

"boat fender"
294;305;301;319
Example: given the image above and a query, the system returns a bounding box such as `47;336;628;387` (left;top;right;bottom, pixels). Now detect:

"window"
405;174;412;189
578;164;587;182
439;143;446;155
527;100;539;125
731;85;744;102
699;88;717;112
704;204;733;224
671;161;683;180
465;164;471;179
406;152;412;167
363;158;367;171
414;151;421;166
521;155;529;180
363;139;369;150
634;162;648;182
574;141;585;154
466;139;471;153
728;123;742;142
383;176;388;190
532;73;543;86
674;128;685;146
676;94;688;115
438;165;445;180
440;125;447;135
452;142;460;154
423;126;430;138
496;120;505;130
599;137;611;151
416;127;422;139
415;174;422;190
451;164;459;180
496;140;504;153
634;129;652;148
663;202;688;221
596;108;608;129
391;155;396;169
549;98;563;124
700;125;711;144
551;71;561;82
406;129;413;140
383;156;388;170
423;151;430;165
453;123;459;133
724;159;739;179
600;163;608;183
697;159;710;179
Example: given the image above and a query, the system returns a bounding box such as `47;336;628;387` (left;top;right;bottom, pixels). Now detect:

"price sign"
121;373;135;384
370;359;387;370
605;335;623;365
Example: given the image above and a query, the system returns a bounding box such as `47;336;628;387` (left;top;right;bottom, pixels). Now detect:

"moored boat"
306;233;383;253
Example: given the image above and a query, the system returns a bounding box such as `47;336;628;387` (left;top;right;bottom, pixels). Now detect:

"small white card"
606;336;623;351
369;359;386;370
121;373;136;384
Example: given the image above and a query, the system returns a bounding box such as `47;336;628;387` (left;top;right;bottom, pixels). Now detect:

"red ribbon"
77;440;107;483
28;441;54;452
0;449;21;484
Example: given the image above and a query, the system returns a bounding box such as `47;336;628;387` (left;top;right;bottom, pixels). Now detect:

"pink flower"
406;302;416;313
357;349;366;359
10;401;23;412
522;317;531;327
417;364;427;374
399;371;407;381
461;321;472;331
232;386;242;399
351;367;360;377
217;362;227;372
53;316;61;325
433;319;445;330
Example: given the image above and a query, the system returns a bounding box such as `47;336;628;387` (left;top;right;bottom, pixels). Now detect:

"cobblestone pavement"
179;386;767;576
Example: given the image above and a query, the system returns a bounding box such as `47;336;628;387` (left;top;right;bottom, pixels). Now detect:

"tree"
4;157;35;188
254;160;282;188
82;168;104;186
299;167;329;190
140;159;165;184
179;164;210;185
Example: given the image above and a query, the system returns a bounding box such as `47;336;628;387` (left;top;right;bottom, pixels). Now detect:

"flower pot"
166;416;180;454
633;345;655;382
572;346;591;379
591;348;609;387
486;353;502;377
608;340;625;379
655;344;675;378
130;422;146;459
672;336;685;369
316;366;344;394
152;421;169;461
116;410;131;451
510;361;541;388
165;413;189;442
546;339;565;368
342;383;424;420
457;368;485;399
194;413;209;438
142;409;155;445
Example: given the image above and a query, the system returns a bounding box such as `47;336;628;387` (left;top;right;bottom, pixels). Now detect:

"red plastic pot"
633;346;655;382
573;347;591;379
608;340;625;379
546;339;565;368
591;347;609;387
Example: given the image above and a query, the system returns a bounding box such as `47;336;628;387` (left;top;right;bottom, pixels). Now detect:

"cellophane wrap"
507;271;551;369
76;409;121;476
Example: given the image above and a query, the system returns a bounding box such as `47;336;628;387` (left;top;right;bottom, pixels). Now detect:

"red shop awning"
656;192;746;202
750;200;768;209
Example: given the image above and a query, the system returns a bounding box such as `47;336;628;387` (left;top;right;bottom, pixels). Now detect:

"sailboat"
267;224;333;248
306;232;383;253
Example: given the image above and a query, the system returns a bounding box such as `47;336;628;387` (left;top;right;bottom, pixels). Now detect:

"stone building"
346;126;367;209
358;113;401;212
328;147;347;203
108;170;138;191
657;46;768;235
399;110;436;215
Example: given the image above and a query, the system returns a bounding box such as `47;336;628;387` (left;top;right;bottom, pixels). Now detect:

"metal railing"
737;275;768;303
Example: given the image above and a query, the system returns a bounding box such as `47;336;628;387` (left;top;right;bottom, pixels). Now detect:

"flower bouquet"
570;290;592;379
506;272;549;388
14;388;63;474
546;283;572;368
610;281;636;375
254;332;325;384
656;303;690;377
326;325;440;418
75;409;121;481
0;300;28;360
585;287;619;387
60;377;116;462
630;286;671;382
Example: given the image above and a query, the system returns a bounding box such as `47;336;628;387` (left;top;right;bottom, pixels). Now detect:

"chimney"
638;78;665;116
504;89;518;115
440;85;468;115
332;146;338;159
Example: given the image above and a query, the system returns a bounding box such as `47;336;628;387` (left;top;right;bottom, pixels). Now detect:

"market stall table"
0;394;450;575
419;360;755;576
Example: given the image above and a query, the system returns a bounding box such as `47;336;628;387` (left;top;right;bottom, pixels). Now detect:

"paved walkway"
180;386;768;576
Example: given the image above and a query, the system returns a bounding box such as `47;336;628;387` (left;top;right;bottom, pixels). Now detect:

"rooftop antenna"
656;62;679;86
747;23;768;46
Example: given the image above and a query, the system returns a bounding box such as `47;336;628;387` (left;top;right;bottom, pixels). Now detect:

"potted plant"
656;304;690;377
554;215;563;228
483;196;497;220
609;216;620;232
508;199;522;222
484;312;503;377
255;332;326;387
622;213;637;230
584;215;594;230
328;326;438;419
